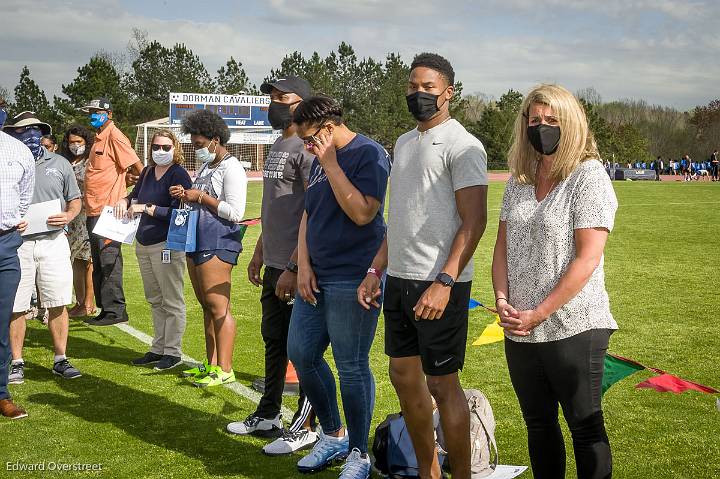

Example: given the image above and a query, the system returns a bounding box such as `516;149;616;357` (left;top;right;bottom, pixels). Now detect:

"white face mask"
152;149;174;166
69;144;85;156
195;139;216;163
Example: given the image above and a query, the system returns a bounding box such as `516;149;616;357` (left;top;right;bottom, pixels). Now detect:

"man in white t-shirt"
358;53;488;479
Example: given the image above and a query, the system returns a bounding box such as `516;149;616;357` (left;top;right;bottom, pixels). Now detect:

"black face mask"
268;100;299;130
406;91;443;122
527;124;561;155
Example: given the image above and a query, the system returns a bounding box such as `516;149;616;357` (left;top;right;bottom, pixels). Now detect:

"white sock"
323;429;347;441
11;358;23;365
54;354;67;364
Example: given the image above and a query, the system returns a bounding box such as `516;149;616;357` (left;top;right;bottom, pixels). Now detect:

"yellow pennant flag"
472;315;505;346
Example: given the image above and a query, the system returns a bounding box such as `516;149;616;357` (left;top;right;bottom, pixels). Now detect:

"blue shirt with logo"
304;134;391;281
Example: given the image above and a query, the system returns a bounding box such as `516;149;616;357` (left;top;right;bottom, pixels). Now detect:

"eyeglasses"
301;124;327;146
151;144;173;152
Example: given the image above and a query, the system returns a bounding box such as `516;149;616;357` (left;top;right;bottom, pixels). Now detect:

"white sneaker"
263;428;319;456
226;413;283;438
339;448;371;479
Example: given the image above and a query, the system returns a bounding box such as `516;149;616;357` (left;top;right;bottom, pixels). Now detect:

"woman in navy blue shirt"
114;130;192;371
286;96;390;479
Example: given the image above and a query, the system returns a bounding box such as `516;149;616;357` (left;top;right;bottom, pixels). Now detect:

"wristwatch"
285;260;299;274
144;203;154;215
435;272;455;288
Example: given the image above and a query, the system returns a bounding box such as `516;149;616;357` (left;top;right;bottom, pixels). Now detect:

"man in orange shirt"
81;98;143;326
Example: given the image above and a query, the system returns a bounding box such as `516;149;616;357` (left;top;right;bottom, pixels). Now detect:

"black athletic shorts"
384;275;471;376
187;249;239;266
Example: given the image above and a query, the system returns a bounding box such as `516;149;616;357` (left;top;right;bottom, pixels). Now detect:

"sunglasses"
301;124;327;146
151;144;173;152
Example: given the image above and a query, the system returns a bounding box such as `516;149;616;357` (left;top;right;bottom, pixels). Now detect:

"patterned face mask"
13;127;44;159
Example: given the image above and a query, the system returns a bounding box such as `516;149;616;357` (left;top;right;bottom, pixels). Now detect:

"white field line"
114;322;293;418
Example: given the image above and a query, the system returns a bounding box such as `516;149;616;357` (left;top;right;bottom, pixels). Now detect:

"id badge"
161;249;171;264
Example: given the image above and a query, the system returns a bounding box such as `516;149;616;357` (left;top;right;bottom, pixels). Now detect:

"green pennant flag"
602;354;645;395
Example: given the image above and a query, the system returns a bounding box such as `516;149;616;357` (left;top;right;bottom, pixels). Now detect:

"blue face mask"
13;128;44;159
89;112;108;128
0;107;7;129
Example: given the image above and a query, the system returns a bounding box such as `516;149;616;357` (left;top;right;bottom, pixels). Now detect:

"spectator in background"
3;112;82;385
710;149;719;182
116;130;192;371
493;84;617;479
287;96;391;478
672;159;679;176
227;76;318;456
41;134;57;152
654;155;663;181
170;109;247;388
681;154;691;181
59;126;96;318
80;97;143;326
0;97;34;420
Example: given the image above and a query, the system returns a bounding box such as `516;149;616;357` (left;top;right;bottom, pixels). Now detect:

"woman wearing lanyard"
170;109;247;388
114;129;192;371
287;96;390;479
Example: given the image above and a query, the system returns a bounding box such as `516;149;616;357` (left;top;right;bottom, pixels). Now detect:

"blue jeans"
287;279;382;453
0;231;22;401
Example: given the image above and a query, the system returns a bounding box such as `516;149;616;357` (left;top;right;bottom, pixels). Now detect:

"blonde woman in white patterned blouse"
491;84;618;479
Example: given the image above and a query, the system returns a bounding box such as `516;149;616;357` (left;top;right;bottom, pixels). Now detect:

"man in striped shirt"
0;97;34;420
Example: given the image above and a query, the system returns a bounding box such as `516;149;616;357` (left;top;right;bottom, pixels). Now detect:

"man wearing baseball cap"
0;99;34;419
227;76;318;456
3;111;83;387
80;97;143;326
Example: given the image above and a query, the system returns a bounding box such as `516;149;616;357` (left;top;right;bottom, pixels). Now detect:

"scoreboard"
169;92;271;128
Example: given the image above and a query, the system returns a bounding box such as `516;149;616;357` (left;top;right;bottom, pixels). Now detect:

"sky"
1;0;718;111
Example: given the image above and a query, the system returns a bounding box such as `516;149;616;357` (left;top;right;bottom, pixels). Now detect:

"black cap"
260;76;312;99
79;97;112;113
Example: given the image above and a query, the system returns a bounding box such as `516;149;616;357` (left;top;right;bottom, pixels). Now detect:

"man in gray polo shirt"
359;53;488;479
4;112;82;384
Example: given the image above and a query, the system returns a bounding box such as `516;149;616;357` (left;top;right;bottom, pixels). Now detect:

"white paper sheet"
21;199;62;236
486;465;528;479
92;206;140;245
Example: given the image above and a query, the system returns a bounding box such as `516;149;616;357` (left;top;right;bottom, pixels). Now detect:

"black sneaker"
53;359;82;379
154;355;182;371
83;312;105;324
132;352;163;366
92;315;128;326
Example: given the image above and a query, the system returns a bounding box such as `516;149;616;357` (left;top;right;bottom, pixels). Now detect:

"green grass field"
2;180;719;479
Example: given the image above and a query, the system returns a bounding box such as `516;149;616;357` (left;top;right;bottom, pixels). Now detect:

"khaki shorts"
13;232;73;312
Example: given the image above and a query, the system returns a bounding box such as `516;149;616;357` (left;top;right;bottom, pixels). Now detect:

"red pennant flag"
635;373;719;394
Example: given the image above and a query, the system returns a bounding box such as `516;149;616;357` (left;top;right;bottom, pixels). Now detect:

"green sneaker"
192;366;235;388
182;360;209;378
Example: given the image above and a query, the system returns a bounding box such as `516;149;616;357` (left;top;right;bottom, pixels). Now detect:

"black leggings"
505;329;613;479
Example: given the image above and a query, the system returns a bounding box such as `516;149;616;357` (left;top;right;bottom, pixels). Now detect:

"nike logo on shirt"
202;253;212;258
432;142;443;145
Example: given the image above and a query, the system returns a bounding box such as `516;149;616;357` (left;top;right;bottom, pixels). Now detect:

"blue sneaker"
297;430;350;473
339;448;371;479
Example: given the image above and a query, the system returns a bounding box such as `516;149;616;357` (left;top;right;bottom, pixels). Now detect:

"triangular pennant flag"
472;316;505;346
635;374;719;394
468;298;481;309
602;354;645;395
